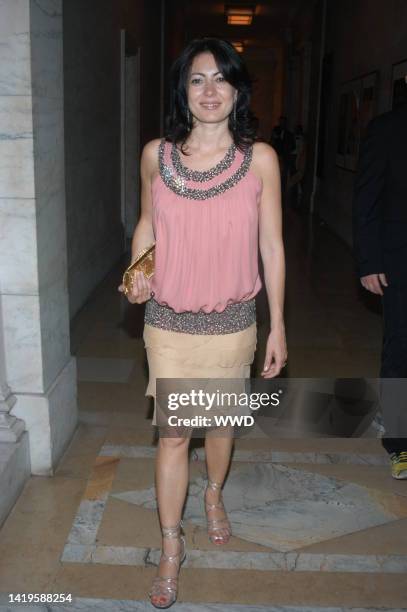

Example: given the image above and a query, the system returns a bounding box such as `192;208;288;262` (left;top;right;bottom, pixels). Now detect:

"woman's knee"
158;433;190;450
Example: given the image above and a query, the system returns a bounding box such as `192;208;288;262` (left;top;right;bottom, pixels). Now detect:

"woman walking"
118;37;286;608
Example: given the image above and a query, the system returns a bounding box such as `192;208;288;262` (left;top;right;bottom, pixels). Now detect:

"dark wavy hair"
165;37;259;152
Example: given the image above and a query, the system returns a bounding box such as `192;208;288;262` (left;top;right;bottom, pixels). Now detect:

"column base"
11;356;78;475
0;432;31;528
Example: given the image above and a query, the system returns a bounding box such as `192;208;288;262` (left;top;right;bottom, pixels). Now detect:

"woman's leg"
150;433;191;606
156;434;191;524
204;427;234;541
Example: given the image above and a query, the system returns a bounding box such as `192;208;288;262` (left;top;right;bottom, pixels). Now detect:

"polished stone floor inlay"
60;442;406;576
110;462;399;551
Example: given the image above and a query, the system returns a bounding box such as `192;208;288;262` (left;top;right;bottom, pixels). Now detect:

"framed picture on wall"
391;59;407;110
359;72;379;142
336;71;378;172
336;80;358;170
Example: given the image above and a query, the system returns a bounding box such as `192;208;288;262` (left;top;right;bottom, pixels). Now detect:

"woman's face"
186;52;236;126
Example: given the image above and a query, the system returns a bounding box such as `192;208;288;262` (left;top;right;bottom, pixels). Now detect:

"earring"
233;101;237;126
186;108;191;129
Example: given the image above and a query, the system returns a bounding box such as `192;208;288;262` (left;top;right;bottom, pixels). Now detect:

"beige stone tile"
49;563;155;601
54;452;99;480
70;311;98;357
78;381;149;414
127;373;151;395
48;564;407;607
103;426;156;446
0;476;85;523
0;556;59;593
112;458;156;486
58;422;107;457
179;571;407;607
54;423;107;479
97;501;159;548
83;456;120;500
77;378;153;430
0;477;86;593
113;413;156;431
298;517;407;554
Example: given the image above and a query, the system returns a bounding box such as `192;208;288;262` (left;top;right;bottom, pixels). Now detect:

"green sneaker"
390;451;407;480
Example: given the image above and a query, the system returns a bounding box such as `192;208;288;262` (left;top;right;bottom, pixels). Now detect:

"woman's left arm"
255;142;287;378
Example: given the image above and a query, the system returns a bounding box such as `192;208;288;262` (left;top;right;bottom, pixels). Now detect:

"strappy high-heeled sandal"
149;519;186;609
204;479;232;545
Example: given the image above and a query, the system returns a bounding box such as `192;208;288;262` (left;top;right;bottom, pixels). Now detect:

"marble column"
0;295;30;527
0;0;78;475
0;297;24;443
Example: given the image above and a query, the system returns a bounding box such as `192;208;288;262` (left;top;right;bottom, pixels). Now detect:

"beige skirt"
143;322;257;426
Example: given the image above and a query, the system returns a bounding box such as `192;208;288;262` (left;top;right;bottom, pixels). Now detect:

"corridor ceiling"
181;0;314;49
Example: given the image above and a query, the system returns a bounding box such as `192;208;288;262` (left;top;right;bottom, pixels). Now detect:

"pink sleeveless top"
150;139;263;314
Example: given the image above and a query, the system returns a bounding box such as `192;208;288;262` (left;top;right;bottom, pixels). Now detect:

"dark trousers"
380;281;407;454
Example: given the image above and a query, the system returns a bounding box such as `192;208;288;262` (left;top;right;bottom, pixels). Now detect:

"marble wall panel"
0;95;33;139
0;138;35;199
48;354;77;469
36;185;68;290
2;293;43;392
32;97;65;199
39;277;70;391
0;0;31;96
29;0;63;99
3;281;70;400
0;198;37;294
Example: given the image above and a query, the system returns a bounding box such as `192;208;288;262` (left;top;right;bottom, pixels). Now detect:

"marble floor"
1;211;406;611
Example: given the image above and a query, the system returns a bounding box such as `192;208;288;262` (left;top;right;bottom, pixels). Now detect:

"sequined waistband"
144;298;256;335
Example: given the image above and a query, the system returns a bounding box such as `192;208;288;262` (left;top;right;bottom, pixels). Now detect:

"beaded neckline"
170;142;236;183
159;138;253;200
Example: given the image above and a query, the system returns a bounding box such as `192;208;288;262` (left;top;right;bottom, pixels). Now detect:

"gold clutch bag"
122;243;155;296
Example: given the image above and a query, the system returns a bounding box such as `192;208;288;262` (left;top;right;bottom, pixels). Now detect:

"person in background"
353;97;407;480
270;116;296;197
287;124;307;210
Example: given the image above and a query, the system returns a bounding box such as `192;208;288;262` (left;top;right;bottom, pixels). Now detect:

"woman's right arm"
118;138;160;303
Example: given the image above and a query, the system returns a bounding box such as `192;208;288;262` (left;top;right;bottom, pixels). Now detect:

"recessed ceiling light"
231;41;245;53
226;5;255;26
